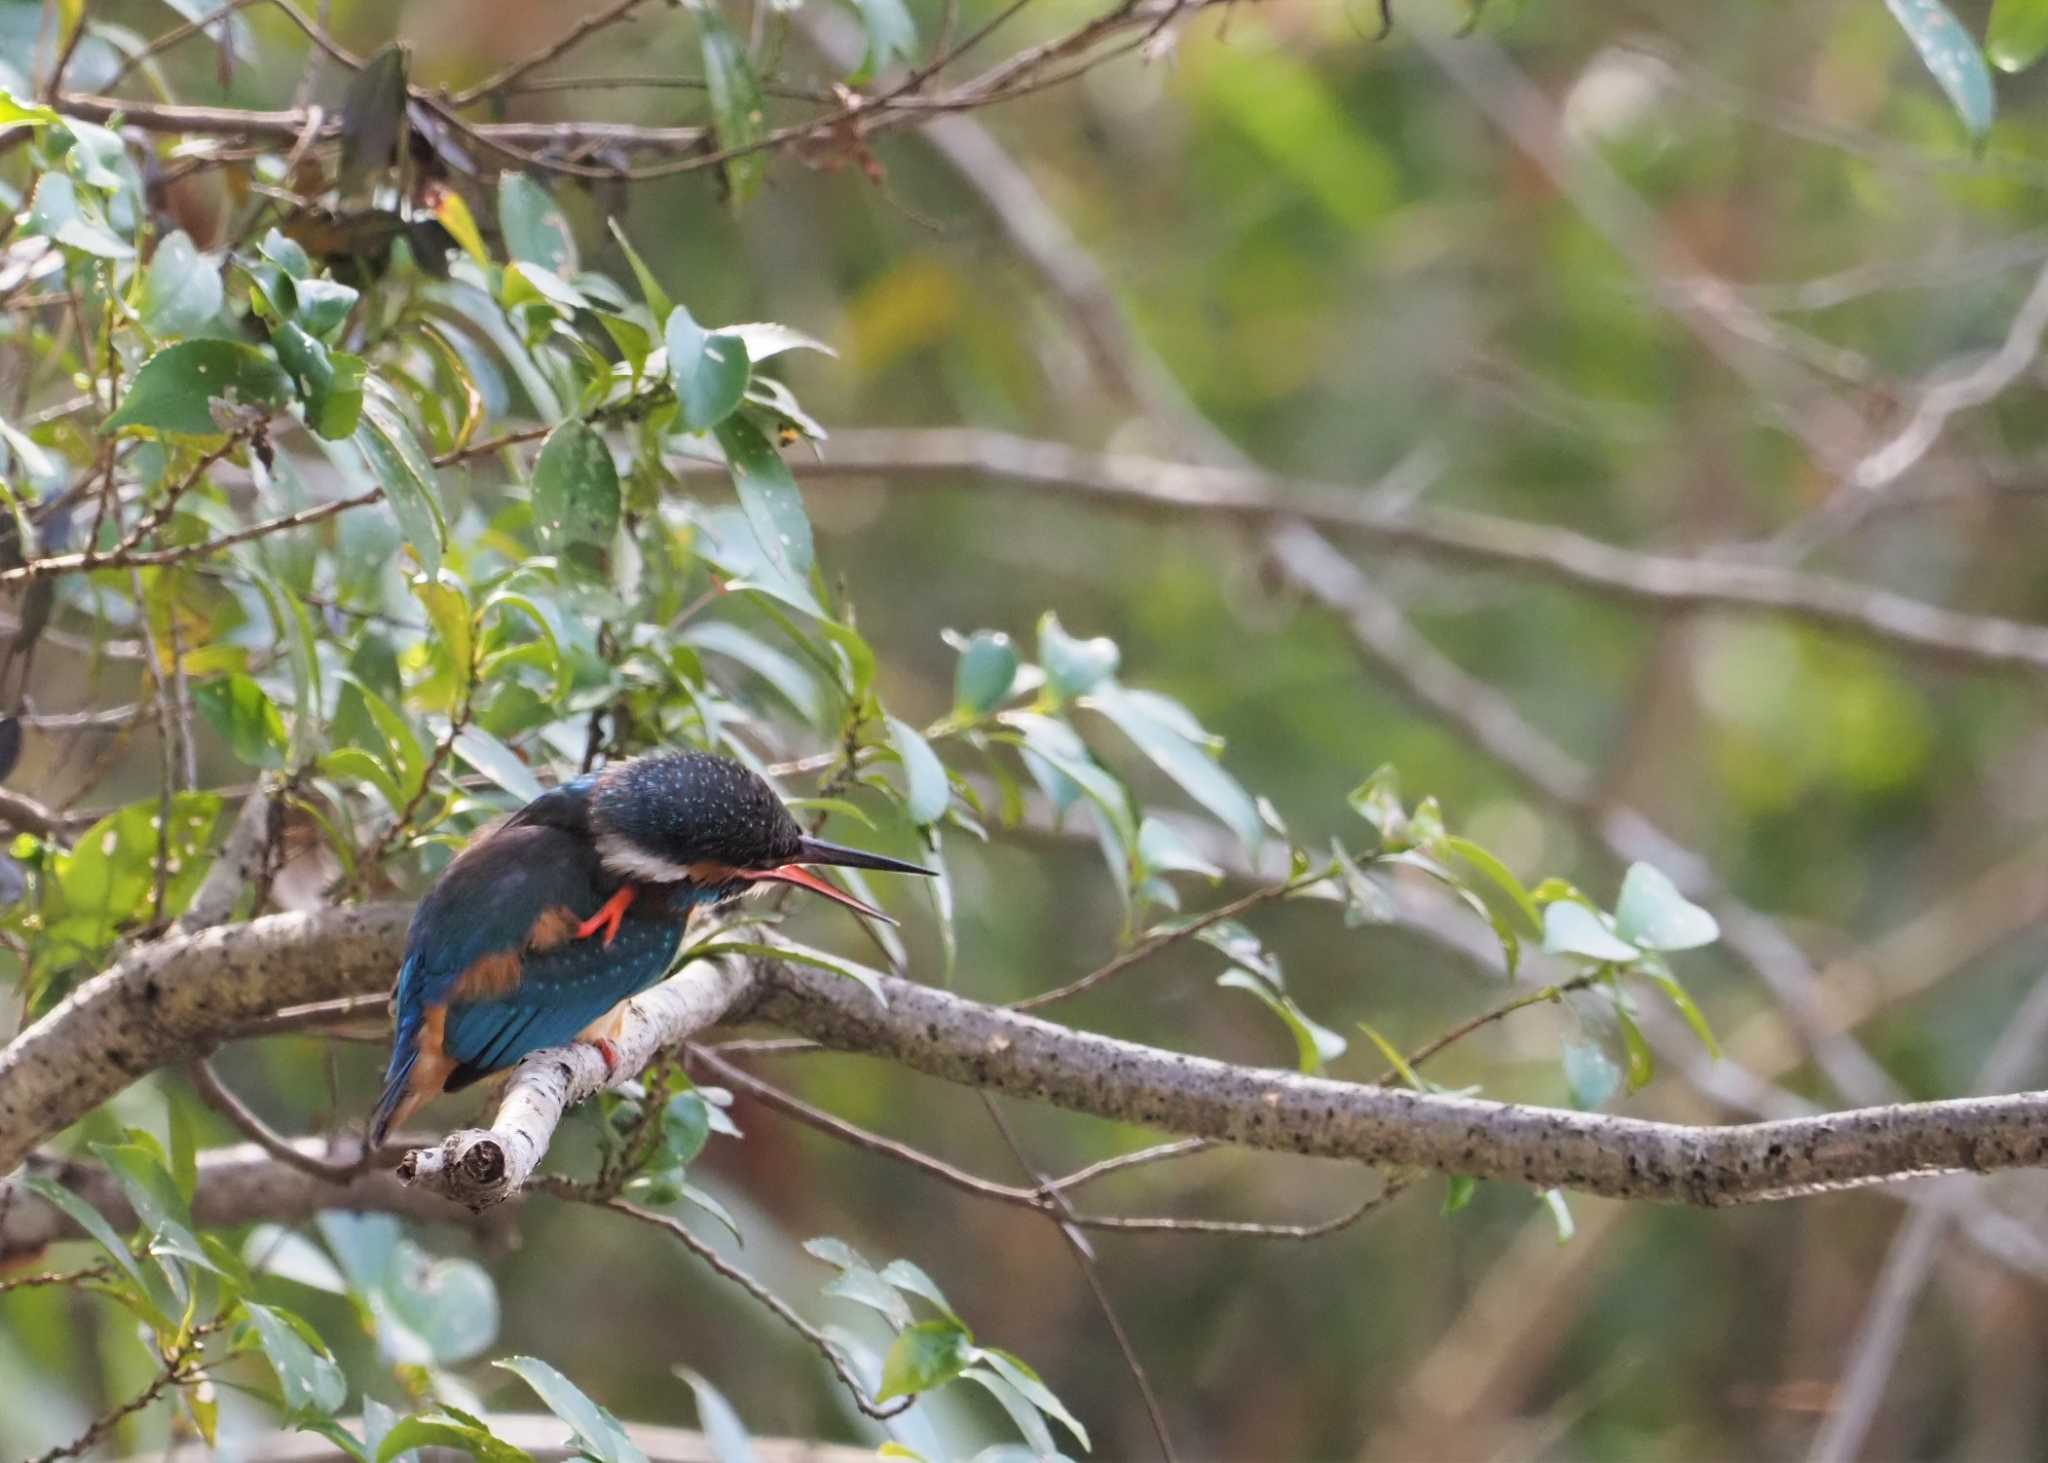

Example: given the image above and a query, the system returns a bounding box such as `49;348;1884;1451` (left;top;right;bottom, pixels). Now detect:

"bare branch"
675;429;2048;682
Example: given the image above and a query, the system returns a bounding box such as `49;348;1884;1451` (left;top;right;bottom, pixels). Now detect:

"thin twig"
187;1056;366;1182
980;1093;1180;1463
594;1196;913;1420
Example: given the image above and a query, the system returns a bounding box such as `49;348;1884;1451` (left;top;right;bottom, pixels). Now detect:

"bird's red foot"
593;1038;621;1076
575;885;637;948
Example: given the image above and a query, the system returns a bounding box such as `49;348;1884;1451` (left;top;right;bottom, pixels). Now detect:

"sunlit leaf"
877;1320;975;1402
452;727;546;804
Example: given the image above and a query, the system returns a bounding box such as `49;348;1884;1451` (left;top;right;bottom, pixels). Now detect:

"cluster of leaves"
805;1238;1090;1462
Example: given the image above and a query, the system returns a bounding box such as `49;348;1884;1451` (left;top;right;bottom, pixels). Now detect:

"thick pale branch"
0;904;410;1176
12;904;2048;1215
752;962;2048;1207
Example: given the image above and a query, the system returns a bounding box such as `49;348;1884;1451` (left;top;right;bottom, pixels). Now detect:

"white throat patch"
594;830;695;884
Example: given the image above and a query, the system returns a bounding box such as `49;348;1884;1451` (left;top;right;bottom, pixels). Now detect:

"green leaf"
142;230;222;337
876;1320;976;1403
878;1259;958;1321
1990;0;2048;70
697;7;768;206
714;413;815;595
497;1356;648;1463
667;306;752;431
952;630;1019;715
90;1140;194;1235
338;43;410;197
1562;1037;1621;1110
1614;1001;1654;1092
1441;1174;1478;1216
1349;764;1406;843
273;323;366;440
499;172;578;275
607;218;673;326
1612;862;1719;952
1886;0;1996;137
1136;816;1223;881
294;278;361;340
1037;613;1118;701
531;418;621;576
1089;683;1263;850
375;1416;527;1463
1443;835;1542;933
1354;1018;1421;1090
1640;965;1721;1059
887;716;950;824
976;1348;1089;1452
1217;968;1347;1072
847;0;917;81
20;1177;146;1292
452;727;546;804
105;340;291;436
355;396;446;575
25;172;132;259
195;673;287;768
243;1300;348;1416
1540;901;1640;963
676;1369;756;1463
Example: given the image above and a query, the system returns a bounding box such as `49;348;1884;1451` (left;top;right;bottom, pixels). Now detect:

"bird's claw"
593;1038;621;1076
575;885;636;948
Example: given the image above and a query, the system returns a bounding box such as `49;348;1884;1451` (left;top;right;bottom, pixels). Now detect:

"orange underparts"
576;884;638;947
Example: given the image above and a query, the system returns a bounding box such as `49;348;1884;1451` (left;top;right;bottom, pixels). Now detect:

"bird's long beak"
736;837;934;925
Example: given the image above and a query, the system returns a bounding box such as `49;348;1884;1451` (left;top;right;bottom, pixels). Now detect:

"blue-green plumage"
370;750;931;1146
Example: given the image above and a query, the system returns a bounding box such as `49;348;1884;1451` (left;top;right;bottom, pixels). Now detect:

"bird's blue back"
373;782;703;1138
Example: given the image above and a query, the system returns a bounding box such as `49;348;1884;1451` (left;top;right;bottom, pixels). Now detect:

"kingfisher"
369;749;929;1145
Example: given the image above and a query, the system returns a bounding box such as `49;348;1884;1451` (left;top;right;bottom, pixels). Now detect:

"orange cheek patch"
527;905;581;951
453;951;524;1001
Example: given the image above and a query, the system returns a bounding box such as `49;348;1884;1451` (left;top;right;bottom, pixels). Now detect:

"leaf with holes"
105;340;290;436
531;418;620;578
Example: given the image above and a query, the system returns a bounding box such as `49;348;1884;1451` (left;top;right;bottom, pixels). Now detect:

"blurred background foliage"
8;0;2048;1458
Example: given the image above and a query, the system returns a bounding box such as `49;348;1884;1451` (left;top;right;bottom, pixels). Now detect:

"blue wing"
441;913;688;1088
372;821;608;1142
